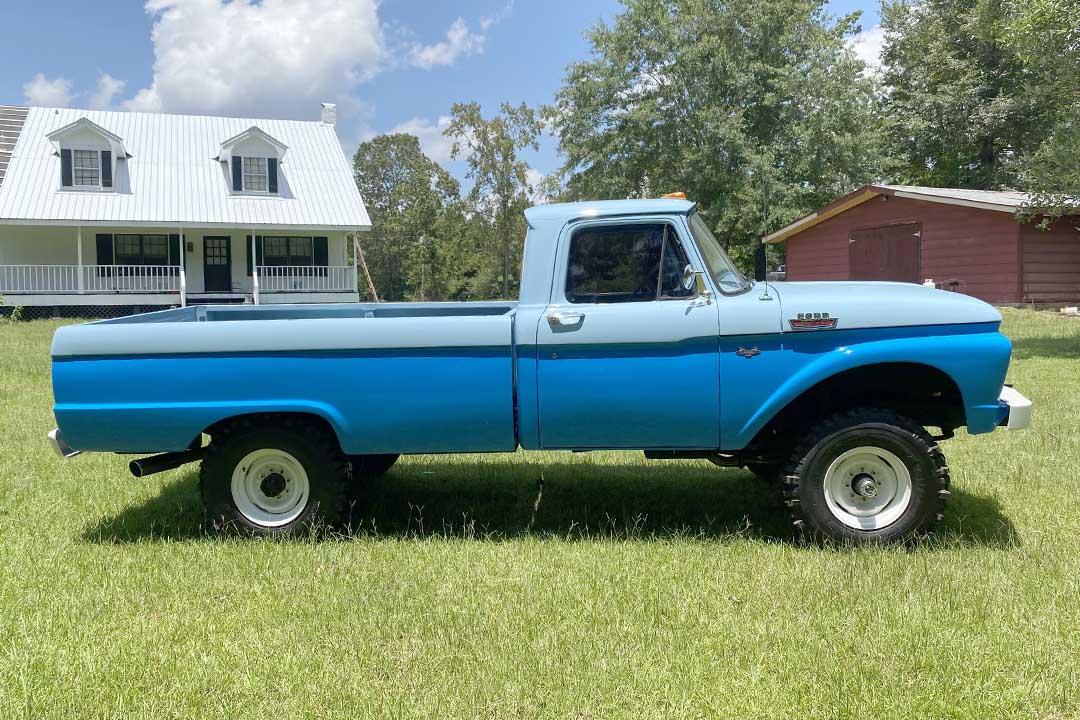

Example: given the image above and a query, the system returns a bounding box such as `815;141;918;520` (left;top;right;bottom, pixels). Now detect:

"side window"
565;223;695;304
565;224;665;304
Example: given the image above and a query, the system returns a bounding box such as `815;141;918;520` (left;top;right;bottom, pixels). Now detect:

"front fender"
721;322;1011;449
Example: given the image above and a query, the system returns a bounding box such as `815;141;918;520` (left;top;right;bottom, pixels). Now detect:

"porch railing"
0;265;82;294
0;264;180;294
256;265;355;292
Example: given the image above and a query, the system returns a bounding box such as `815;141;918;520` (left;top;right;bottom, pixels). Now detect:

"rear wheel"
782;409;950;543
200;418;349;535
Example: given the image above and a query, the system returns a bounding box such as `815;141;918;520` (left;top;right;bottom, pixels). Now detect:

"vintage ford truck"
48;198;1031;542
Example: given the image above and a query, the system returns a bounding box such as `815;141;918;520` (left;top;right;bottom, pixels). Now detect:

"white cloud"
124;0;384;118
89;73;126;109
408;18;486;69
388;115;454;164
850;25;886;75
23;74;73;107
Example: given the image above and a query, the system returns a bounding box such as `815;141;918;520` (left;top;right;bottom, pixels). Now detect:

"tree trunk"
501;203;510;298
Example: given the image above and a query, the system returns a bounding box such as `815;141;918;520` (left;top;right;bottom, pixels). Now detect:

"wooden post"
353;232;379;302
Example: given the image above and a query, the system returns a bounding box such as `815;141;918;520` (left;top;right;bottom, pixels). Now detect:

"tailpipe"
129;448;205;478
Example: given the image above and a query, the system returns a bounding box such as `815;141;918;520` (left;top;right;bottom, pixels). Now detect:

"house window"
115;234;172;266
263;236;313;266
243;156;268;192
73;150;100;187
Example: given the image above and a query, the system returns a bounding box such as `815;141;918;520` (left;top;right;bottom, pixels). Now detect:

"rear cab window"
565;223;695;304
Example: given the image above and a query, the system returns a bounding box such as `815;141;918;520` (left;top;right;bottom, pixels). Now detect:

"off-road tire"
199;417;350;536
782;409;950;544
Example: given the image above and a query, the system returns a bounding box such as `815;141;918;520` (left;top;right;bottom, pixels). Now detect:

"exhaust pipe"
129;448;205;478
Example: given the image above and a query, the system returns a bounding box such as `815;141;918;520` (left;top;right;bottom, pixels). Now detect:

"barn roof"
0;105;370;231
764;184;1036;244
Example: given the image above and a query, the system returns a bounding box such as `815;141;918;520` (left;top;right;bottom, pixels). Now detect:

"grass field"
1;309;1079;718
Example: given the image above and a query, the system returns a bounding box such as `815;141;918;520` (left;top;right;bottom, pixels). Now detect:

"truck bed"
51;302;520;455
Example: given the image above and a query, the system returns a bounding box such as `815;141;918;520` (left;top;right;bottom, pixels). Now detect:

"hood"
769;281;1002;332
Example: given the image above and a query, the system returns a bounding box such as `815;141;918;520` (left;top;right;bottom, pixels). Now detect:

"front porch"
0;225;361;306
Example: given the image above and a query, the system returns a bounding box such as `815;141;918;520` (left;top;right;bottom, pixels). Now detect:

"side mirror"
681;264;696;291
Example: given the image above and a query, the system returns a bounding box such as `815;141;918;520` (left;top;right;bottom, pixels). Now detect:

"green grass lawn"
1;309;1079;718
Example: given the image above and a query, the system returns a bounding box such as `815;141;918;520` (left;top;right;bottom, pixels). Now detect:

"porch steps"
0;105;28;190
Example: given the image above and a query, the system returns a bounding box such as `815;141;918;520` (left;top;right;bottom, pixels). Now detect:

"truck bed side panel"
52;316;516;455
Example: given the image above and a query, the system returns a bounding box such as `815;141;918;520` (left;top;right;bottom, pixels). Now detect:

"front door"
203;236;232;292
536;219;721;449
849;223;921;283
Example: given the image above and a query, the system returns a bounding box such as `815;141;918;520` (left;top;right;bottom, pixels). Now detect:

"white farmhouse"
0;103;370;314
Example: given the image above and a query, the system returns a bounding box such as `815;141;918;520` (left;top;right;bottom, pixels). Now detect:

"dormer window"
219;126;287;196
73;150;102;187
243;157;269;192
47;117;126;192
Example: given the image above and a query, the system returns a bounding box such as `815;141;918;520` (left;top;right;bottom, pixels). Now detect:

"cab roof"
524;198;697;226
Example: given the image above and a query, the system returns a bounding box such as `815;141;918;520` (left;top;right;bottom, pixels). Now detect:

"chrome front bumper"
998;386;1032;431
48;428;81;459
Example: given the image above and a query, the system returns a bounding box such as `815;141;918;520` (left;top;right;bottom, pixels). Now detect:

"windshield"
688;213;750;294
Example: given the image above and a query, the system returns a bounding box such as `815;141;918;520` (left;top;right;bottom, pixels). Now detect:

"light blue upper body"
51;198;1013;455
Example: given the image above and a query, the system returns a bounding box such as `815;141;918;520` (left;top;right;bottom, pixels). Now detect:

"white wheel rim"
823;446;912;530
230;449;310;528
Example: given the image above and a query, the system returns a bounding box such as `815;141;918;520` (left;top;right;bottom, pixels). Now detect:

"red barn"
766;185;1080;305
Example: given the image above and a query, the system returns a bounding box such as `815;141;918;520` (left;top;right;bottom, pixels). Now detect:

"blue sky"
1;0;881;184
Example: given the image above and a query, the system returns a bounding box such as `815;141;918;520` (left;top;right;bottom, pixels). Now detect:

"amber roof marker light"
661;191;687;200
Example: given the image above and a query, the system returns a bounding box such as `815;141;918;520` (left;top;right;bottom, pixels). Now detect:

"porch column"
76;226;85;294
351;232;359;298
251;231;260;305
179;227;187;308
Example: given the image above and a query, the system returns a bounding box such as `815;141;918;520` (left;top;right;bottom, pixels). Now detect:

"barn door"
849;223;921;283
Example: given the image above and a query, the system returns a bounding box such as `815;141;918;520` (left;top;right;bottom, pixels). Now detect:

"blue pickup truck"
48;197;1031;542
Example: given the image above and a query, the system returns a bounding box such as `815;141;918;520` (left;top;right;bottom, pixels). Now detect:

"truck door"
536;219;721;449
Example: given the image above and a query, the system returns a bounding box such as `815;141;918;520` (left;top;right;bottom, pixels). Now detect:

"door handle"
547;312;585;328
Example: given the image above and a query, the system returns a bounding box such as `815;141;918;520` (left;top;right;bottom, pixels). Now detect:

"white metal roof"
877;185;1032;209
0;106;370;230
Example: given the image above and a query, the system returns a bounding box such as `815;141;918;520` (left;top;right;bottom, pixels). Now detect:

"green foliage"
546;0;887;265
880;0;1049;190
353;134;465;301
1005;0;1080;221
446;102;542;298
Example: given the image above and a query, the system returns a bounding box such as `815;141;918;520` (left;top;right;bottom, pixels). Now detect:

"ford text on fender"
48;198;1032;542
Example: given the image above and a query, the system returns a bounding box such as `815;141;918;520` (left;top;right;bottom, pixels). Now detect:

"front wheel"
200;418;350;535
782;409;950;544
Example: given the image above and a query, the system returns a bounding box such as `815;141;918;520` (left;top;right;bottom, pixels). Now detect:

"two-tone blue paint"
50;198;1019;457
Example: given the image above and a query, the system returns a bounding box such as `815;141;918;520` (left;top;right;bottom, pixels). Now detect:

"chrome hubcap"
823;446;912;530
231;449;310;528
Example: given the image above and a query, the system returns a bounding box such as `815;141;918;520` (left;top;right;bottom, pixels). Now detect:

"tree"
546;0;887;266
1006;0;1080;222
445;102;542;298
353;134;462;301
880;0;1053;190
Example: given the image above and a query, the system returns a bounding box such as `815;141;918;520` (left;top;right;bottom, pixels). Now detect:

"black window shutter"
267;158;278;194
101;151;113;188
61;149;73;187
95;234;113;278
313;236;328;276
246;235;264;275
232;156;243;191
168;234;181;267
